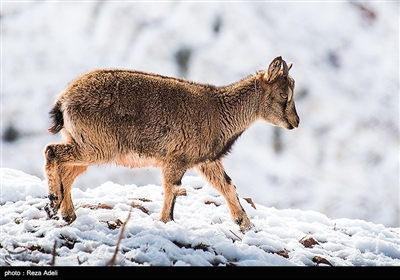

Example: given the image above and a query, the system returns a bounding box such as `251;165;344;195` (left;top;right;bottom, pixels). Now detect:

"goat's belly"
115;153;163;168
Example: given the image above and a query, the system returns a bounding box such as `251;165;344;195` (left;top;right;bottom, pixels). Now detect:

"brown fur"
43;56;299;232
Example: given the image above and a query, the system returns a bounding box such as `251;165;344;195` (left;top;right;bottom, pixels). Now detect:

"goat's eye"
280;93;288;99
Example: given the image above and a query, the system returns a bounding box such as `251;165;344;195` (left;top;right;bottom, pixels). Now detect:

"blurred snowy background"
1;1;399;227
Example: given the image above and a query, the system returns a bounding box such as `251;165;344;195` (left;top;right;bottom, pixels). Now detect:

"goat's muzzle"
287;115;300;130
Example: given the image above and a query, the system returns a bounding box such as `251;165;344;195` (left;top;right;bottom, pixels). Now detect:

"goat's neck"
217;73;261;135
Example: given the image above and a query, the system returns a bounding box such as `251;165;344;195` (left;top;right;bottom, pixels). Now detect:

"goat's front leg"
197;160;252;232
160;161;187;223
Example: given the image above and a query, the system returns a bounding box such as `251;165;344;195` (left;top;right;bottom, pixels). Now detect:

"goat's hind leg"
44;143;87;223
58;164;87;223
44;144;63;219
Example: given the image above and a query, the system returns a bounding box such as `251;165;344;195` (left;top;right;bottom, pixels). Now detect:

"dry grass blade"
129;197;152;202
204;200;220;206
229;230;242;242
299;236;319;248
131;201;149;214
50;240;57;266
137;198;152;202
107;207;132;266
312;256;333;267
107;219;123;230
79;203;113;210
276;249;290;259
243;197;257;210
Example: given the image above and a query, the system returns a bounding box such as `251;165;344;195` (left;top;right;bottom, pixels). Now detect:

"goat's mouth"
270;117;299;130
278;122;294;130
285;123;295;130
285;117;300;130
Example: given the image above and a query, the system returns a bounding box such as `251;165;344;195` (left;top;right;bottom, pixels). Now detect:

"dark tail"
47;101;64;134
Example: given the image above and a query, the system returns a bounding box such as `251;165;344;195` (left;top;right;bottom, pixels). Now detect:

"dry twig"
107;207;132;266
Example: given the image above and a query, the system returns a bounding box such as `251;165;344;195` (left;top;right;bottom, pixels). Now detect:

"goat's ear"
265;56;282;83
282;60;289;77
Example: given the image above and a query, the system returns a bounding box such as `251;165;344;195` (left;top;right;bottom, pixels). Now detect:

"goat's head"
258;56;300;130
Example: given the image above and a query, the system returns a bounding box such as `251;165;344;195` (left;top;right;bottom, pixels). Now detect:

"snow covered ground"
1;1;398;229
1;0;399;269
1;168;399;268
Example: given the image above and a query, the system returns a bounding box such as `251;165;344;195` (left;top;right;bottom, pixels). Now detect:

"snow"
1;168;399;267
0;0;399;269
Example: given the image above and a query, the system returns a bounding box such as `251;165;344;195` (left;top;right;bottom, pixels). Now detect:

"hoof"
239;222;255;233
159;214;174;224
235;216;253;233
160;217;173;224
44;203;57;219
62;213;76;224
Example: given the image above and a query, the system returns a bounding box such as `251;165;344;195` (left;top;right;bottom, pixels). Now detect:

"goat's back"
57;69;222;164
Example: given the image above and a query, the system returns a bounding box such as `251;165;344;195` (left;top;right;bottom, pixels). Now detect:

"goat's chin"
276;121;294;130
283;121;299;130
268;121;291;130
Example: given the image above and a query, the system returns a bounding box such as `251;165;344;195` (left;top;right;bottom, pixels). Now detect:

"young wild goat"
43;56;299;232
